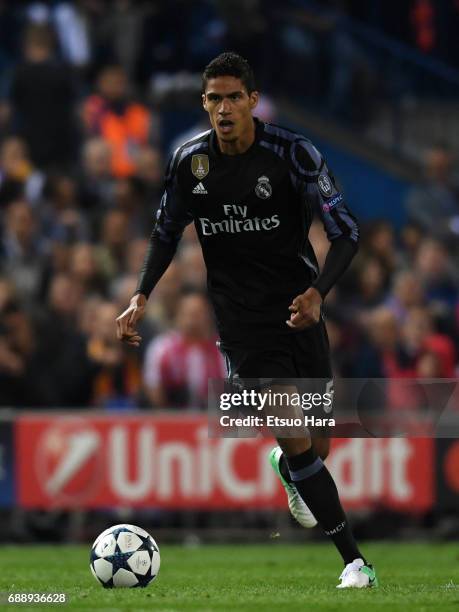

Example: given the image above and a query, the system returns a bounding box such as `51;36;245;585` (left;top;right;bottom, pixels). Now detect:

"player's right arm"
116;150;192;346
287;138;359;329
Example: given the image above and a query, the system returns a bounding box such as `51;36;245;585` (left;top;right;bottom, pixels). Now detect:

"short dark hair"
202;52;256;94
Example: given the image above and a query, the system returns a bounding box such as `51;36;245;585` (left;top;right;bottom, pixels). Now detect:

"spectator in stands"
352;256;388;321
145;260;183;331
138;0;223;81
350;302;455;380
0;303;55;407
385;269;425;324
414;239;459;311
361;220;400;277
0;137;45;209
324;308;358;377
354;305;455;431
48;239;71;280
418;335;456;378
69;242;106;297
393;306;433;377
95;209;131;284
383;306;456;427
216;0;268;84
351;307;399;377
399;223;423;266
0;277;17;313
9;24;78;169
125;238;148;277
94;0;148;80
78;137;114;214
405;144;459;247
385;306;455;378
34;273;97;407
40;174;89;245
143;291;225;409
0;199;48;303
112;176;151;237
134;146;162;187
0;272;87;408
178;243;207;291
0;3;20;90
52;0;92;70
82;64;152;178
86;300;141;409
133;145;163;212
79;294;103;339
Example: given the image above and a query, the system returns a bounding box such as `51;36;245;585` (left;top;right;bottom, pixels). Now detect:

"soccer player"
117;52;377;588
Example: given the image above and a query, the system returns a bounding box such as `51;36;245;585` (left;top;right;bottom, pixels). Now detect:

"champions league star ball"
90;524;160;588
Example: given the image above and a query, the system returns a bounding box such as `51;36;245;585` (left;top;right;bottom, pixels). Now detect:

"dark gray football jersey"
155;118;359;347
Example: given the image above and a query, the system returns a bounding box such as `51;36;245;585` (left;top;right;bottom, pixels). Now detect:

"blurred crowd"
0;0;388;127
0;1;458;411
323;142;459;382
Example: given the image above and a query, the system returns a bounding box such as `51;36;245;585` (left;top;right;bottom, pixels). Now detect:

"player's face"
202;76;258;143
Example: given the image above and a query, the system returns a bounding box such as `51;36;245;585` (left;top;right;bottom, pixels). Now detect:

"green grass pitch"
1;542;458;611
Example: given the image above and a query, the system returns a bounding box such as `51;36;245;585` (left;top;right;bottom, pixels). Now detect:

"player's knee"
319;446;329;460
277;437;311;457
313;438;330;460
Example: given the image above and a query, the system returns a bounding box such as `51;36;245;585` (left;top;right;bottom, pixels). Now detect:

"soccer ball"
90;524;160;588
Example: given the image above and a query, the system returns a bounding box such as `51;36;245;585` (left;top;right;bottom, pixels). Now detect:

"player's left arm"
287;141;359;329
117;149;192;345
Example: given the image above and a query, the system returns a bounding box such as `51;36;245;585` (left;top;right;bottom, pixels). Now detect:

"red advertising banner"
16;414;434;511
327;438;434;512
436;439;459;511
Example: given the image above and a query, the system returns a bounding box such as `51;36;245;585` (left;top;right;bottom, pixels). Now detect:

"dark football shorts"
219;320;332;381
218;321;334;435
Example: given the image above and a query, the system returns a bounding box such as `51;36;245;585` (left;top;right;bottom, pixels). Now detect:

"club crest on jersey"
255;175;272;199
191;154;209;179
318;173;333;197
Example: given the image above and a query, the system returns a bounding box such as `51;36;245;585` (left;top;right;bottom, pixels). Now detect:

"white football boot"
336;558;378;588
269;446;317;528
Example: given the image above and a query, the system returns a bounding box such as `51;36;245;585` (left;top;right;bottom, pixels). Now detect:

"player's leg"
274;430;377;587
275;435;329;485
277;434;360;555
271;325;335;515
272;325;377;587
219;339;377;586
312;436;330;460
274;434;329;523
272;435;329;523
266;387;319;529
272;430;377;586
219;344;321;529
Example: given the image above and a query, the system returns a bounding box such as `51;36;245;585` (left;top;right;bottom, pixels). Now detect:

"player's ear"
249;91;259;111
202;93;208;111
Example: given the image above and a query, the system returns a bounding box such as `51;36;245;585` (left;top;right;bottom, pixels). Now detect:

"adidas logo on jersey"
192;182;208;194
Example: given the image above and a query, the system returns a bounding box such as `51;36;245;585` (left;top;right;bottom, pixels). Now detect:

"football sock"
286;448;366;565
279;454;292;483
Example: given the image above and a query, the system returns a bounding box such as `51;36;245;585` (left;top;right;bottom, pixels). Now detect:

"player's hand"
116;293;147;347
286;287;323;330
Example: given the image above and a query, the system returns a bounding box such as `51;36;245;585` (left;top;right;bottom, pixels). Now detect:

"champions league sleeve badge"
255;175;272;199
317;173;334;198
